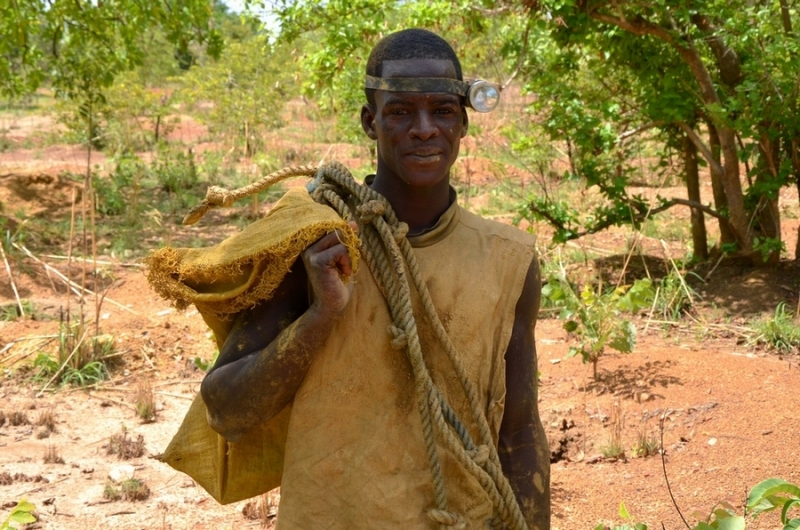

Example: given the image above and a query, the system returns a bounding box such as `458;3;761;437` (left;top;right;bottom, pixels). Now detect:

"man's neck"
369;173;452;235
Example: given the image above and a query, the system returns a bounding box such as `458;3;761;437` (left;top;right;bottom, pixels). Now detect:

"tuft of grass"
600;401;626;460
104;478;151;502
106;428;146;460
0;300;37;321
748;303;800;353
631;425;660;458
35;409;56;433
9;411;29;426
134;380;157;423
42;445;64;464
32;316;116;388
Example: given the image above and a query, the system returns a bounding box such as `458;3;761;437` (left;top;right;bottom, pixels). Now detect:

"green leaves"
542;270;654;378
1;499;37;529
0;0;219;99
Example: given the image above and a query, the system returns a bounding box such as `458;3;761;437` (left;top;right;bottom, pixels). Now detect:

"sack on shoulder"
146;187;359;504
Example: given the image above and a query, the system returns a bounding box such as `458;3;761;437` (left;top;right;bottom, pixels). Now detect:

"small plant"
103;478;151;502
0;499;37;530
542;267;654;380
106;428;146;460
134;380;157;423
42;445;64;464
630;430;659;459
596;478;800;529
593;502;647;530
747;303;800;354
193;349;219;372
745;478;800;528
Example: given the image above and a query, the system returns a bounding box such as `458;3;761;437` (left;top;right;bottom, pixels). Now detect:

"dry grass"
9;410;30;426
134;379;157;423
106;428;146;460
36;408;57;435
42;444;65;464
242;489;281;528
599;401;626;460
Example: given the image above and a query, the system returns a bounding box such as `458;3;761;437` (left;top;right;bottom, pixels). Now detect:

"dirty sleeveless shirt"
276;190;537;529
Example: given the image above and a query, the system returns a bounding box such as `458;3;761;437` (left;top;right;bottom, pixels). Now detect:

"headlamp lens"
468;80;500;113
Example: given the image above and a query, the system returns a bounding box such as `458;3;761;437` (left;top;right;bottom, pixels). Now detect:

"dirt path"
1;265;798;529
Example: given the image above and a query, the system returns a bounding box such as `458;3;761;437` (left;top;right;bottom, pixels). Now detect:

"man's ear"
460;107;469;138
361;104;378;140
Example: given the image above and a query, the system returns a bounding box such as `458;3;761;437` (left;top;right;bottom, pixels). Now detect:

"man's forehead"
381;59;457;79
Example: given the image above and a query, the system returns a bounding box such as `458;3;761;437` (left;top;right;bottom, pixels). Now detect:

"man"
200;28;550;529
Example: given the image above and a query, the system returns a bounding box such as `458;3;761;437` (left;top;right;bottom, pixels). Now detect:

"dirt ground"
2;112;800;529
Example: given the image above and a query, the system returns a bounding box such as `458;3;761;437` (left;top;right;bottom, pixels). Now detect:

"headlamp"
364;75;501;113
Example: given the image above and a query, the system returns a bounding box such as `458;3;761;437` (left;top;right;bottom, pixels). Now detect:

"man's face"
361;59;468;189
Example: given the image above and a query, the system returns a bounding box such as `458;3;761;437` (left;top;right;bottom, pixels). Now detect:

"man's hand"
302;223;358;316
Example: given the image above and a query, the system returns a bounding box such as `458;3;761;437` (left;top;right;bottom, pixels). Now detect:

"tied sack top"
276;192;537;530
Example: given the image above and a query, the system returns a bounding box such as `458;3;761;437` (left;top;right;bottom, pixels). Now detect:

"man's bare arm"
499;256;550;530
200;228;356;442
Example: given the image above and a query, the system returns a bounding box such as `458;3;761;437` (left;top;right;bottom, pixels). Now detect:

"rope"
185;161;529;530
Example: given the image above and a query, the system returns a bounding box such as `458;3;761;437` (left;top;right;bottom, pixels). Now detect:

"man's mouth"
407;149;442;160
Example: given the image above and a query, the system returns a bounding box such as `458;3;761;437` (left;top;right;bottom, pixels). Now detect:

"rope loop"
356;200;386;224
468;445;490;466
393;222;409;242
428;509;467;529
388;324;408;350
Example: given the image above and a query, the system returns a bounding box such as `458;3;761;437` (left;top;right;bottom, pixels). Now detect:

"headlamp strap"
364;75;470;96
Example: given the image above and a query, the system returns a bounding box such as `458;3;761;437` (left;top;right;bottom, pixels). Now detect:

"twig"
43;254;142;268
0;243;25;317
154;379;204;387
0;337;57;367
17;476;70;496
85;392;136;411
660;412;691;529
12;243;139;315
140;346;156;370
35;329;89;397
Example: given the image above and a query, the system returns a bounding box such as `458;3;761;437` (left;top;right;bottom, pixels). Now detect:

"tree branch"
469;4;510;16
529;197;730;242
617;121;665;143
676;121;724;177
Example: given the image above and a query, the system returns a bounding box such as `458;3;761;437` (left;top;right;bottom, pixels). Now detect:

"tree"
522;0;800;264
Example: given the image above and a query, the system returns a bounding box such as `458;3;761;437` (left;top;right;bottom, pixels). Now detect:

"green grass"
748;303;800;354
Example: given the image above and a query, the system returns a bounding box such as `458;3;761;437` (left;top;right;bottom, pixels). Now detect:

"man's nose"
409;111;439;140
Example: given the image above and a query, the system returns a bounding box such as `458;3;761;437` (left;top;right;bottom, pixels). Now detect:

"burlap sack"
145;187;359;504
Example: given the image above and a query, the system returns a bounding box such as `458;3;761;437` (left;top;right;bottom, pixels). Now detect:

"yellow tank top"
276;196;537;530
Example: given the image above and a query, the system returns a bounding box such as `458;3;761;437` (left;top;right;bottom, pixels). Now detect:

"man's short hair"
365;29;463;106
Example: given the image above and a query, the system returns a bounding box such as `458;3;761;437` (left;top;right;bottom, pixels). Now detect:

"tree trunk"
791;136;800;261
752;134;782;264
683;133;708;259
707;123;736;246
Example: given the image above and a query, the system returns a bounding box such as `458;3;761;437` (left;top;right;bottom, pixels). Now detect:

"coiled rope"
184;161;529;530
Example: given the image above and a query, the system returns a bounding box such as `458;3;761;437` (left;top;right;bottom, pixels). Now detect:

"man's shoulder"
457;208;537;248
